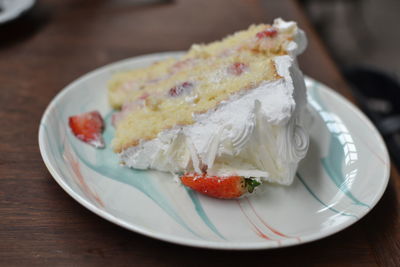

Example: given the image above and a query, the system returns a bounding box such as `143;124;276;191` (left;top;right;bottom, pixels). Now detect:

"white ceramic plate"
0;0;35;24
39;52;390;250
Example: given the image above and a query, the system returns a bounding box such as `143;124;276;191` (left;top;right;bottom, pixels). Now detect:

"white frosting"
120;19;309;185
274;18;307;56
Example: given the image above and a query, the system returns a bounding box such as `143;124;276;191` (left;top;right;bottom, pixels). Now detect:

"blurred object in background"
300;0;400;168
0;0;36;24
300;0;400;78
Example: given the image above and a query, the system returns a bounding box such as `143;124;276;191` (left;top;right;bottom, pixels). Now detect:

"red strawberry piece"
168;81;194;97
68;111;105;148
180;173;261;199
228;62;248;76
256;28;278;39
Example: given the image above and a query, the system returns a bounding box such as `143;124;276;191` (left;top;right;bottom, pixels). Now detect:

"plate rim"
38;51;391;250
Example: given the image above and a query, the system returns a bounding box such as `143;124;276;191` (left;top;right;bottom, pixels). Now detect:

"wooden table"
1;0;399;265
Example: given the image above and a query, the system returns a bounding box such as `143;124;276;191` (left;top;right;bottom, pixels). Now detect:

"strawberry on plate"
68;111;105;148
180;173;261;199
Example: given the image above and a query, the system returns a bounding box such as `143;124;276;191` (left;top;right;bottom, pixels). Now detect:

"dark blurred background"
302;0;400;77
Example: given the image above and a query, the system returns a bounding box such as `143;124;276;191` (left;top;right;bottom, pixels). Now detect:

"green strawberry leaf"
245;178;261;193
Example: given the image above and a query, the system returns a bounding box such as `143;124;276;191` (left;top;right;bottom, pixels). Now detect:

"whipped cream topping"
274;18;307;57
120;19;309;185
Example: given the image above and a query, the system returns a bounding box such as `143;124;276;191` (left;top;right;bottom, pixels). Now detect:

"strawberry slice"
168;81;194;97
68;111;105;148
180;173;261;199
227;62;248;76
256;28;278;39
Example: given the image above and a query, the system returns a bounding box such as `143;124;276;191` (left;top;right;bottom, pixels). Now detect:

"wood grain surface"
0;0;399;266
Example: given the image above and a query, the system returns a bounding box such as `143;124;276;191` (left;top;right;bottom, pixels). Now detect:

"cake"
108;18;309;198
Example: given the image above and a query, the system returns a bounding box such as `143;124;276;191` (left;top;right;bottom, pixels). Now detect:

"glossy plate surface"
39;52;390;250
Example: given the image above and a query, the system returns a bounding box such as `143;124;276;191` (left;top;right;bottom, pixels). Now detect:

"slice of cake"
108;18;309;197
